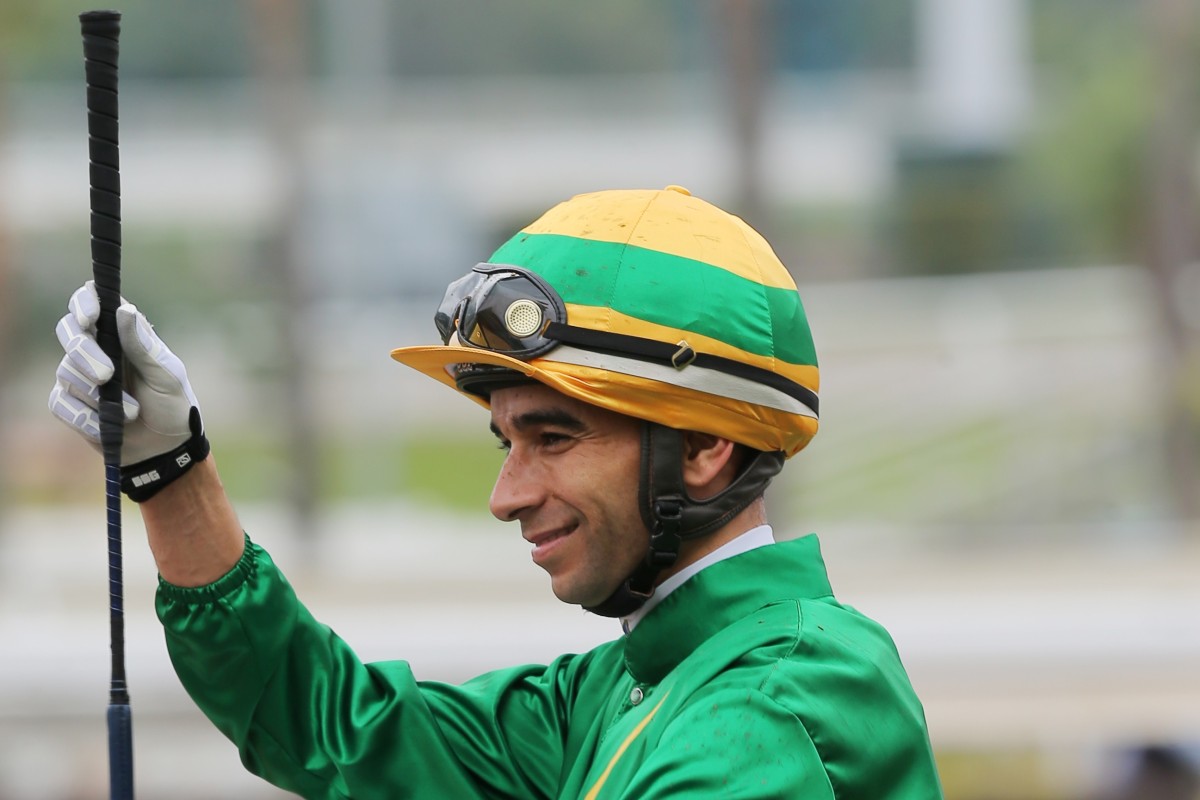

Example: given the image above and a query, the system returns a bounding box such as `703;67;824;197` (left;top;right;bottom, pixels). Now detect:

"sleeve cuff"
157;532;257;604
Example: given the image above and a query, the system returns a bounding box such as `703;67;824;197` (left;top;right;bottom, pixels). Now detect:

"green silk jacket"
158;534;943;799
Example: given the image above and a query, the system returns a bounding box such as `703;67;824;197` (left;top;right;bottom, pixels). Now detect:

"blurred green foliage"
5;0;1184;279
1018;0;1162;264
887;0;1199;275
14;224;271;374
890;146;1022;275
0;0;921;81
396;432;507;511
0;0;254;80
0;0;686;81
211;428;505;512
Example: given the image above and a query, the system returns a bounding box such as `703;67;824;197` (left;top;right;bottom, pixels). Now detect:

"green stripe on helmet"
489;233;818;367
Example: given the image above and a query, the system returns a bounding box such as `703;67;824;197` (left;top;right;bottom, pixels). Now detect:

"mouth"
525;524;577;565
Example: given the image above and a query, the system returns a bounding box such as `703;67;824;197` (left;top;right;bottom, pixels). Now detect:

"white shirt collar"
620;524;776;633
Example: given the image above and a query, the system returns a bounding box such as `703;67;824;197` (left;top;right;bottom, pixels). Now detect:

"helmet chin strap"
583;423;785;618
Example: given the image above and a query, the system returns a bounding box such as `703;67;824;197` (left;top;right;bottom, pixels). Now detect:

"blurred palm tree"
1143;0;1200;521
1020;0;1200;522
0;0;65;520
250;0;321;545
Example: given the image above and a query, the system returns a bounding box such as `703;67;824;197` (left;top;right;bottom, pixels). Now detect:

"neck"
654;496;767;587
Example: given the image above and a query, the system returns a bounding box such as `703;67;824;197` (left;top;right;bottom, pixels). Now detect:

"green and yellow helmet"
391;185;819;457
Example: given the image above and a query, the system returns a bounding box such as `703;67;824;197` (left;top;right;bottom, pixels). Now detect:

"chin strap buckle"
647;496;683;569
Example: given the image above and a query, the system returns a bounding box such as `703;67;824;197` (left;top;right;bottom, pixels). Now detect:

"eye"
539;431;572;449
496;438;512;452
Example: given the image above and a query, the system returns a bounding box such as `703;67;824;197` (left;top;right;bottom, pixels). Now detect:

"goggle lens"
434;264;566;360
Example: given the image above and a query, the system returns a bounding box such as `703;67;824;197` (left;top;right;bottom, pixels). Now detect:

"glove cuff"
120;407;210;502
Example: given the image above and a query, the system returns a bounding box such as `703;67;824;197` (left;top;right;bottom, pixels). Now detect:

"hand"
49;281;209;500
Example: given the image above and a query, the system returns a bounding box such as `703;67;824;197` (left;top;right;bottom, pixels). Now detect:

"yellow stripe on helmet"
520;187;798;291
565;303;820;393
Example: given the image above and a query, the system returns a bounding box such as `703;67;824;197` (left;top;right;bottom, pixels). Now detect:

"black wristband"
120;406;211;502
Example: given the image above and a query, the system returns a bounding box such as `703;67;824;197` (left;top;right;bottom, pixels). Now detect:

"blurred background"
0;0;1198;797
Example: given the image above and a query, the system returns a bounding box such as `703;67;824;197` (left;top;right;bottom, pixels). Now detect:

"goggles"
435;264;567;360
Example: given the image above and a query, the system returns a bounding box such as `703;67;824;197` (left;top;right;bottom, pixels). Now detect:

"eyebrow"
490;408;587;439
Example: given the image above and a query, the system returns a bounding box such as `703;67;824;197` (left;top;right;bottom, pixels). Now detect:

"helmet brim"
391;343;817;457
391;344;552;405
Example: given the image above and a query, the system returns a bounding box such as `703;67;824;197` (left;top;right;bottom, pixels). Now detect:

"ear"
680;430;740;500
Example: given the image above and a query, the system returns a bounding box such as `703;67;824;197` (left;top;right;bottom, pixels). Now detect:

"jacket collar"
622;534;833;684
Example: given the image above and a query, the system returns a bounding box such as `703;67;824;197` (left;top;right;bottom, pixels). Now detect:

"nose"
488;448;543;522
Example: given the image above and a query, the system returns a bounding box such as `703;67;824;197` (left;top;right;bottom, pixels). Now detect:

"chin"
550;577;609;608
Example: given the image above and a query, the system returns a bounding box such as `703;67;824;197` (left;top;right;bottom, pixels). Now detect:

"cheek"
597;446;646;533
582;443;641;498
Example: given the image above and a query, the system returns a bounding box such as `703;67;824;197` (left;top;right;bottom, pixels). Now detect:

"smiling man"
50;186;944;798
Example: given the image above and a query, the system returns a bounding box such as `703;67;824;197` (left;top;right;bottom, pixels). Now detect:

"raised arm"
138;455;243;585
49;281;243;584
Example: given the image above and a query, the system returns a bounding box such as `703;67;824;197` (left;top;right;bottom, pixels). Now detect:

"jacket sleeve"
156;537;577;800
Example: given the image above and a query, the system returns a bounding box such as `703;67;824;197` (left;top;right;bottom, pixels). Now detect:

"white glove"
49;281;209;500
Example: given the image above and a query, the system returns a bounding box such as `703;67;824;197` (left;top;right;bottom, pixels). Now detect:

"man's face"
488;383;647;607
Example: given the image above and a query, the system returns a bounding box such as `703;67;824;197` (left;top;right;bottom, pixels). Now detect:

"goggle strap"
543;322;819;416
